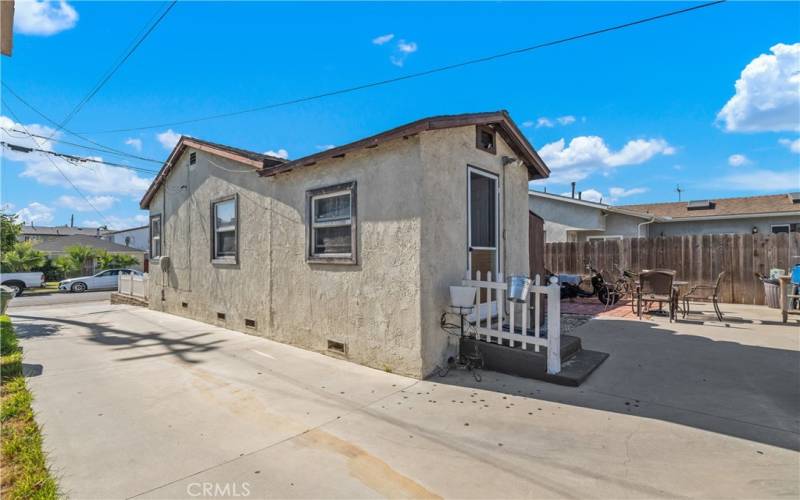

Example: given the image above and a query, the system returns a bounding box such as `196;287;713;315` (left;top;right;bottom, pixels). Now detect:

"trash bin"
0;285;15;314
763;279;781;309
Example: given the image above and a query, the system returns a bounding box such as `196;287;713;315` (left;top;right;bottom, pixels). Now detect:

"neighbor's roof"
21;225;111;237
259;111;549;181
102;224;148;234
529;190;653;219
140;111;550;209
619;193;800;220
139;136;287;209
33;235;146;253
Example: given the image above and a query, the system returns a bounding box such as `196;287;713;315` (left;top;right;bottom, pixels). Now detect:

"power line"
2;82;166;165
0;141;159;174
53;0;178;133
1;127;163;164
2;101;111;224
84;0;725;134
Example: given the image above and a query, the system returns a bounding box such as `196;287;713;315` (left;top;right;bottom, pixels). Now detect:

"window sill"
211;258;238;266
307;255;357;265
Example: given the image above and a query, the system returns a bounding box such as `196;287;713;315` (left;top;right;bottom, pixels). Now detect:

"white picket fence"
462;271;562;375
118;273;149;300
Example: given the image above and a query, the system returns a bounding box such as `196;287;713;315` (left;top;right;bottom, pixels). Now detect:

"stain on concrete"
299;429;441;499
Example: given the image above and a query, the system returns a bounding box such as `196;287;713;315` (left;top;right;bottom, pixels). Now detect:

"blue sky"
1;1;798;228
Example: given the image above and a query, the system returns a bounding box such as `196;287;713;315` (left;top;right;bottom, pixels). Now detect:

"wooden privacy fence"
462;271;562;374
544;233;800;305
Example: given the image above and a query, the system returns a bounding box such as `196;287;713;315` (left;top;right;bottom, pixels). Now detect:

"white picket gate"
462;271;562;374
117;273;149;300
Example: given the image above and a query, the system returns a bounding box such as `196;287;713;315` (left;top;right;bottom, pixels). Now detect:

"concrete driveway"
10;301;799;499
8;290;111;308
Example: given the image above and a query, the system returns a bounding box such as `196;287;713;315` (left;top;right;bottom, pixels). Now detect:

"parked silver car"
59;269;142;293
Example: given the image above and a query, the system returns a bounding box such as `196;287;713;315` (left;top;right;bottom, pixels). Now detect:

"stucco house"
19;224;111;243
102;225;150;253
529;190;652;243
33;235;146;274
622;193;800;237
140;111;549;378
531;191;800;242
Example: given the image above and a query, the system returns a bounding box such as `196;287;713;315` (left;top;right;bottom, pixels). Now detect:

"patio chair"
599;269;626;310
682;271;727;321
636;270;677;322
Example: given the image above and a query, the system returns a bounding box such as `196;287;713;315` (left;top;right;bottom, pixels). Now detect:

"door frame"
467;165;500;278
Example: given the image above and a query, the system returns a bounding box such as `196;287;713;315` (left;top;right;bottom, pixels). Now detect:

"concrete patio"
8;299;799;499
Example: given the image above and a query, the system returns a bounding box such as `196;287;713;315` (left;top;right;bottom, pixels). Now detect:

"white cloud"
56;195;117;212
14;0;78;36
718;169;800;192
156;129;181;150
717;43;800;132
125;138;142;152
609;187;648;198
389;39;417;67
778;138;800;154
534;115;576;128
727;154;750;167
372;33;395;45
557;115;576;126
560;188;604;203
82;214;149;230
1;115;153;197
536;135;674;185
264;149;289;159
15;202;54;225
522;120;534;128
316;144;336;151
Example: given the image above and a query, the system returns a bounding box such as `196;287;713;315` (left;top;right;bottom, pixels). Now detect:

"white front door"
467;167;499;280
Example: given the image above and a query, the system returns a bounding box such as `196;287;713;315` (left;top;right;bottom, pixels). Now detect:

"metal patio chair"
636;270;677;322
682;271;727;321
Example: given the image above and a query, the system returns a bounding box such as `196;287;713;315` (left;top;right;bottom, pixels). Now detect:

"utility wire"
53;0;178;133
0;141;159;174
2;83;166;165
84;0;725;134
2;101;111;224
1;127;162;164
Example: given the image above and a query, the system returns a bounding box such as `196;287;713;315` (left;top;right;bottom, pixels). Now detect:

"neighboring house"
141;111;549;378
102;225;150;252
33;235;146;274
19;225;111;243
531;191;800;242
529;190;652;243
622;193;800;237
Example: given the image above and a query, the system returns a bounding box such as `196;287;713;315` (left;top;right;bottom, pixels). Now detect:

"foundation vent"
181;302;188;308
327;339;346;354
245;319;256;328
217;312;226;320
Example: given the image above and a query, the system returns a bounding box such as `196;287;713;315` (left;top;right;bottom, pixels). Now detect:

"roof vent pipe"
578;191;582;200
571;182;576;199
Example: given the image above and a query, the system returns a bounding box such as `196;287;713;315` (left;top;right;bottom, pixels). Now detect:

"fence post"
546;276;561;375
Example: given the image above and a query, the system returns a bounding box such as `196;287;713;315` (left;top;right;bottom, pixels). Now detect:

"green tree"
0;212;22;254
96;251;140;270
64;245;99;275
52;255;79;277
0;242;47;272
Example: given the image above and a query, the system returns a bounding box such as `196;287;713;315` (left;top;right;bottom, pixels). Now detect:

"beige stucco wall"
148;135;425;377
147;125;531;378
418;126;530;376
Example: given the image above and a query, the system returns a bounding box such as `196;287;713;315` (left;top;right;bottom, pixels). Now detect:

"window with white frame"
307;182;357;263
150;215;162;258
771;224;790;234
211;195;238;263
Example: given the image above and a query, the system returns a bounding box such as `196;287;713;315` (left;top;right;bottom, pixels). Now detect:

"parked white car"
59;269;142;293
0;272;46;296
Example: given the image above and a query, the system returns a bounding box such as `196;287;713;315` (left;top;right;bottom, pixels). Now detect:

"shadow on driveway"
435;318;800;451
13;314;226;365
